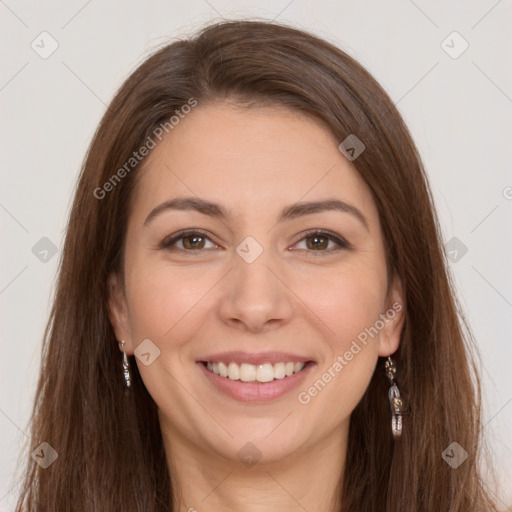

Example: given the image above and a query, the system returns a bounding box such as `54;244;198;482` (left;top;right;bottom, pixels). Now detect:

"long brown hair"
15;20;500;511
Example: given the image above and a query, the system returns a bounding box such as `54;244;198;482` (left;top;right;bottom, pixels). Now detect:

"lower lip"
197;361;316;402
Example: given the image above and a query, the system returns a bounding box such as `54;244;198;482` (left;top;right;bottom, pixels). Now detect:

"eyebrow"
143;196;369;231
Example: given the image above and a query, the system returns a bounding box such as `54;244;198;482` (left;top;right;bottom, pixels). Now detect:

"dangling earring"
385;356;403;439
119;340;131;388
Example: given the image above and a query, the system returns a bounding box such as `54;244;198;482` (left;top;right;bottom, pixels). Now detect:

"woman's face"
108;103;404;465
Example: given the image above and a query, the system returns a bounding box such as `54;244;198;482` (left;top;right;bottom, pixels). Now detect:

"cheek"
297;262;386;351
124;257;215;340
123;260;211;409
291;266;385;436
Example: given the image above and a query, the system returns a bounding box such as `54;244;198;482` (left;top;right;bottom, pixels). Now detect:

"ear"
378;274;405;357
107;272;133;354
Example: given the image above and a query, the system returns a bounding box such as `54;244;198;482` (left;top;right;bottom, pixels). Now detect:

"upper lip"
197;351;314;366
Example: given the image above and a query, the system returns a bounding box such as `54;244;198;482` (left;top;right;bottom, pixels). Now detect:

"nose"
217;245;295;333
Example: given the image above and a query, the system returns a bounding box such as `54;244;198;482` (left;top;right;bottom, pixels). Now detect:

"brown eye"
160;230;217;251
293;230;350;253
160;229;350;254
182;234;206;250
305;234;329;250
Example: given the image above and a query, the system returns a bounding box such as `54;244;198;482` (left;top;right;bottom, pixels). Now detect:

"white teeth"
240;363;256;382
218;361;228;377
294;362;304;373
204;360;307;382
228;362;239;380
274;362;286;379
256;363;274;383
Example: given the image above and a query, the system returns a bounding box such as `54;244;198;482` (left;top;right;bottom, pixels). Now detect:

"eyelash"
159;228;351;255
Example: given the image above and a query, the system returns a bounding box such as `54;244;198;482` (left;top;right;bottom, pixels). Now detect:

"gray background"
1;0;511;509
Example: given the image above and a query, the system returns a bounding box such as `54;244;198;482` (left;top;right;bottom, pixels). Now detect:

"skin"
108;103;405;512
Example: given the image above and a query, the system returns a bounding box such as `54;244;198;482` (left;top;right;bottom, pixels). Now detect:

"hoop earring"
119;340;131;388
385;356;403;439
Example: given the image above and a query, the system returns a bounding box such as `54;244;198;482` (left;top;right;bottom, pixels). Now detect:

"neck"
160;417;348;512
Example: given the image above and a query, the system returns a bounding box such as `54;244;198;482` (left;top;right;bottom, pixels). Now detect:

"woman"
15;19;500;511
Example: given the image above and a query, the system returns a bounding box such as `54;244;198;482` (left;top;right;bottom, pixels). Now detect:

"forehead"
130;103;379;227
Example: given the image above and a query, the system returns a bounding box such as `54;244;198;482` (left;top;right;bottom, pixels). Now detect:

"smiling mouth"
199;360;314;383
